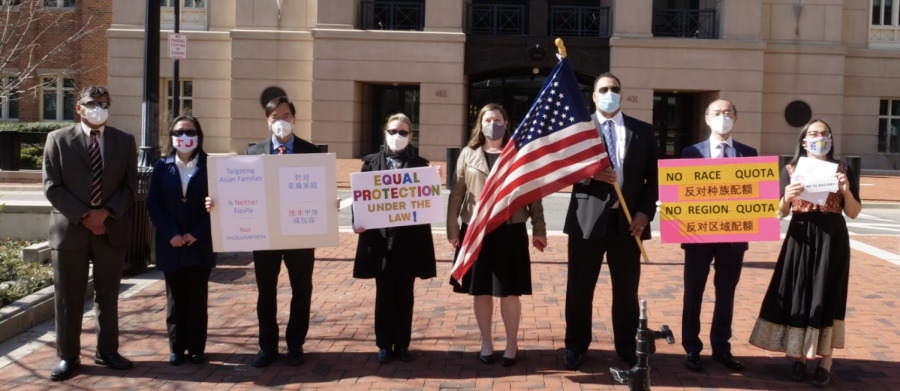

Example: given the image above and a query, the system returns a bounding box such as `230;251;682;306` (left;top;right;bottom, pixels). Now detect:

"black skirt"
748;212;850;359
450;222;532;297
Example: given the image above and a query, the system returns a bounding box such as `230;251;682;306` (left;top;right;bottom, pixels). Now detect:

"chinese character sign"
209;154;339;252
350;167;444;230
658;156;781;244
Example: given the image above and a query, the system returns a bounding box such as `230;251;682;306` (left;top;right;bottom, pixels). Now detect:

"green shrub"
0;240;53;308
0;122;74;133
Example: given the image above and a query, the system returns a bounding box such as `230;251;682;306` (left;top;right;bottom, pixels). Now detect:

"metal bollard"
779;155;793;175
610;300;676;391
845;156;861;181
316;144;328;153
446;146;460;190
0;131;22;171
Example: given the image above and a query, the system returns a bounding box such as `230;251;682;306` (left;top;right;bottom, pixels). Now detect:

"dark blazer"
353;148;437;280
563;114;660;241
680;139;758;252
43;125;137;249
146;154;216;271
245;136;320;156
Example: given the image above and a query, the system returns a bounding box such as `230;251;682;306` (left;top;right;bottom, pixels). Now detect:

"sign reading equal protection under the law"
350;167;443;230
658;156;781;244
208;154;340;252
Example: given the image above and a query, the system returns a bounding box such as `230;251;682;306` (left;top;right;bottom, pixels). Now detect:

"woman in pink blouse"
748;119;861;387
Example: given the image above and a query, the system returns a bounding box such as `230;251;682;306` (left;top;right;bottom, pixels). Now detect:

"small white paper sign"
792;157;838;206
279;167;328;236
350;166;444;230
215;157;270;251
168;33;187;59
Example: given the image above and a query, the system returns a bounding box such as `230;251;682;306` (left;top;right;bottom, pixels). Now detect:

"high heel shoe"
813;366;831;387
790;360;806;382
478;352;494;364
501;355;517;367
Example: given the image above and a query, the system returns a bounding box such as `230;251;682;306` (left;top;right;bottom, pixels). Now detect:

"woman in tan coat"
447;103;547;367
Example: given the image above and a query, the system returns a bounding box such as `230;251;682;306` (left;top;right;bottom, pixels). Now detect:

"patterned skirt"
748;212;850;359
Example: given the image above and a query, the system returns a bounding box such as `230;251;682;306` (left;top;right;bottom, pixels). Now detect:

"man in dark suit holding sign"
680;99;755;372
43;86;137;381
562;73;660;369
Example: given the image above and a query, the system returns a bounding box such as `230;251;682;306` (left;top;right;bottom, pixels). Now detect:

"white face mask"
269;120;293;139
172;135;198;153
82;107;108;126
386;133;409;151
709;115;734;135
804;136;833;156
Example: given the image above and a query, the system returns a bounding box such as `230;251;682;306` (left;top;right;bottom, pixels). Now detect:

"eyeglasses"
172;130;198;137
596;86;621;94
806;131;831;138
386;129;410;137
80;101;110;110
269;115;293;122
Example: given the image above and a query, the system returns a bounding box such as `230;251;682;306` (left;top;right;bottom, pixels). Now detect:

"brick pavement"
0;234;898;390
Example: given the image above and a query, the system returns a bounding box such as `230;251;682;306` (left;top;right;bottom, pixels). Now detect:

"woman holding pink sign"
749;119;861;387
353;113;437;365
446;103;547;367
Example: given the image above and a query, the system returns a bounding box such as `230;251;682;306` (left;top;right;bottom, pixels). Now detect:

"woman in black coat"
146;115;216;366
353;113;437;364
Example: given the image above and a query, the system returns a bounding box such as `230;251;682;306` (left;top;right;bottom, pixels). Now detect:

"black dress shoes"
813;366;831;387
94;352;134;370
711;351;744;371
377;348;392;364
170;353;185;366
397;348;413;363
190;354;206;365
790;360;807;381
478;352;494;364
288;349;305;367
50;357;81;381
501;355;517;367
563;350;583;370
684;352;702;371
253;350;277;368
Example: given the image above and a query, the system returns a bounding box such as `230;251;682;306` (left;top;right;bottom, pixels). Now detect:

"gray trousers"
51;234;127;359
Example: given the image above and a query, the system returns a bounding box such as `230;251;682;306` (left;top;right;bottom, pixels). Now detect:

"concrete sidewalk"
0;232;897;390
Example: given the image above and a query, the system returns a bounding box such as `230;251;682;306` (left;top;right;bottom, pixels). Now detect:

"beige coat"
446;145;546;241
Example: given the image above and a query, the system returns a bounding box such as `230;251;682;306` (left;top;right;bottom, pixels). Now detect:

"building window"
41;77;75;121
166;79;193;115
879;99;900;153
359;0;425;31
1;0;22;6
1;77;19;121
161;0;208;31
871;0;900;46
43;0;75;8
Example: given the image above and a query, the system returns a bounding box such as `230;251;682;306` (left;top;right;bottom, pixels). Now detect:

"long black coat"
353;148;437;280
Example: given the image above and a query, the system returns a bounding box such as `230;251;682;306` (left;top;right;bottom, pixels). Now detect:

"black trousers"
681;243;745;355
565;213;641;358
164;266;212;355
51;235;127;359
253;248;315;353
374;274;416;350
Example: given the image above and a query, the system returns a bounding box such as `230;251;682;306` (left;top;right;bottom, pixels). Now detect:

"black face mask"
482;122;506;140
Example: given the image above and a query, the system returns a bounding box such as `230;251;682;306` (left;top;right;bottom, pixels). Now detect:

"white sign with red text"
168;33;187;59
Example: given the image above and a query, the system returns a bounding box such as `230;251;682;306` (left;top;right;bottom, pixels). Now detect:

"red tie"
89;130;102;205
719;142;729;158
277;146;286;155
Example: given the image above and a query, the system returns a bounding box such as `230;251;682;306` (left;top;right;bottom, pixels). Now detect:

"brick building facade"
1;0;111;124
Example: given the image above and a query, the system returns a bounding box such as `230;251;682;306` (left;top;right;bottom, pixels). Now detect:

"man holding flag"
449;43;611;344
562;73;660;370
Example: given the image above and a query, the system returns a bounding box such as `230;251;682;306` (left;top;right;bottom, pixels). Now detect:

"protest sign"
350;166;443;230
658;156;780;244
208;154;339;252
792;157;839;206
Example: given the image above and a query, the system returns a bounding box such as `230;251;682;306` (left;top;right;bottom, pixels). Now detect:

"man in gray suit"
43;86;137;381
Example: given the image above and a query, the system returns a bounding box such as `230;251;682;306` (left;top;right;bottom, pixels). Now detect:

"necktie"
89;130;102;206
277;146;286;155
719;142;729;158
601;119;619;205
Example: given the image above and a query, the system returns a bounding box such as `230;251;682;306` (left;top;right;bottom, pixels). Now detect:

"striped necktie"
277;146;286;155
89;130;102;206
719;142;729;158
601;119;619;205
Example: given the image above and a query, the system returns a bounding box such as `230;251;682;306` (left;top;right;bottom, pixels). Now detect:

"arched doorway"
467;70;596;138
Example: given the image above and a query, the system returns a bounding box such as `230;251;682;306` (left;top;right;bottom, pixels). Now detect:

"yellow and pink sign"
658;156;781;244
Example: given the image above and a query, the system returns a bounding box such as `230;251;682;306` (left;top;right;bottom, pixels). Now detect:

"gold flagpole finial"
555;38;567;58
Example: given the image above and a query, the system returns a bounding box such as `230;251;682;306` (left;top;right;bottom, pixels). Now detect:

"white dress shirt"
709;135;734;159
81;122;105;163
172;155;199;197
594;111;627;208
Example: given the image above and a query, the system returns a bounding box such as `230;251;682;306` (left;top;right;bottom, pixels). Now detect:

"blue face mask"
596;92;621;113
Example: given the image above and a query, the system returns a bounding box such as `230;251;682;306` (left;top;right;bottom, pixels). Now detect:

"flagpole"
555;38;651;264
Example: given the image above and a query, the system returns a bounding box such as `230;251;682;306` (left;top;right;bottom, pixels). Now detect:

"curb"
861;202;900;210
0;186;42;193
0;273;93;345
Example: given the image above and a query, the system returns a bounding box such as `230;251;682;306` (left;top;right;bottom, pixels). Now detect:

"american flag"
450;57;611;282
